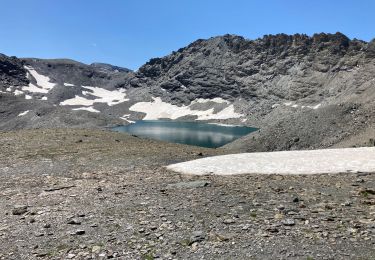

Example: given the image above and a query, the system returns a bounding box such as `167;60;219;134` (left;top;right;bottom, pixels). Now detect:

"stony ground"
0;129;374;260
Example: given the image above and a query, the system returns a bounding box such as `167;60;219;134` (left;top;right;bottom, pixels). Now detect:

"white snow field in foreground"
167;147;375;175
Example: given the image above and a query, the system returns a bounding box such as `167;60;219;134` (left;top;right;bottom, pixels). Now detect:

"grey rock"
67;219;81;225
282;219;296;226
190;231;205;244
12;205;28;215
223;219;236;224
71;229;85;235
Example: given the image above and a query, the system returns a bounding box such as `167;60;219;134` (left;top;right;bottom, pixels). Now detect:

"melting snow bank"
22;66;56;94
166;147;375;175
60;86;129;107
130;97;243;120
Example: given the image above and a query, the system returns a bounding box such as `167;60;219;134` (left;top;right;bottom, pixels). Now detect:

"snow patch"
120;114;135;123
167;147;375;175
310;104;321;109
284;102;322;110
18;110;30;117
14;90;24;96
24;66;55;92
72;106;100;113
192;97;230;104
25;95;32;100
196;105;242;120
60;95;94;106
130;97;243;120
64;83;75;87
41;96;48;100
22;83;49;94
60;86;128;107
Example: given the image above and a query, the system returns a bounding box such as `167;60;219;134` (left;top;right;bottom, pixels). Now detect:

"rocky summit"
1;32;375;152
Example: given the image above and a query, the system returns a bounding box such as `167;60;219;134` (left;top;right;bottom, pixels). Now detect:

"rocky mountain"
1;32;375;151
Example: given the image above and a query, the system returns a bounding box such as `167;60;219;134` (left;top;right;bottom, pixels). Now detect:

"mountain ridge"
1;32;375;151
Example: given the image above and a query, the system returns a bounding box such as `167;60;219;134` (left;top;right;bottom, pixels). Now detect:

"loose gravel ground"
0;129;374;259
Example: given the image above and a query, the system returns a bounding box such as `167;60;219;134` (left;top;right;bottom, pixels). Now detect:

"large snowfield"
167;147;375;175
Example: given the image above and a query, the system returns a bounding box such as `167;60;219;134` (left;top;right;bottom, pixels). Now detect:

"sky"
0;0;374;70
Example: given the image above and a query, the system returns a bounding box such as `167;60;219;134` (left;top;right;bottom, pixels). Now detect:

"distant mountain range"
1;32;375;151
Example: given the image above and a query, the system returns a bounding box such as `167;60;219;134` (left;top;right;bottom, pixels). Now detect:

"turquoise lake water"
113;120;257;148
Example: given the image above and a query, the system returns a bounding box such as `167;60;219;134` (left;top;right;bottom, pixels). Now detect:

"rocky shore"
0;129;374;259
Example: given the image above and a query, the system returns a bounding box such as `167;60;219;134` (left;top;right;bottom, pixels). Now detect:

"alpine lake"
113;120;257;148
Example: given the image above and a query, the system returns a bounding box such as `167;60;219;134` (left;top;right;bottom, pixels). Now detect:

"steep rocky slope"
1;32;375;151
128;32;375;151
0;56;132;129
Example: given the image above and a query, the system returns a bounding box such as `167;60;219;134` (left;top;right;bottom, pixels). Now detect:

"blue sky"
0;0;374;70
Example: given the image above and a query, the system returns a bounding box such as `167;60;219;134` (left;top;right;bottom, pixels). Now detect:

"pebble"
12;205;28;215
150;225;158;230
43;223;51;228
92;245;101;254
223;219;236;224
67;219;81;225
281;219;296;226
190;231;205;243
71;229;85;235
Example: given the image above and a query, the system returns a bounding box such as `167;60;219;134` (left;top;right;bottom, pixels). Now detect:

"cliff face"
129;33;368;105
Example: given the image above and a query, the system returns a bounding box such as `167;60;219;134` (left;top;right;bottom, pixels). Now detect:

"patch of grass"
142;253;154;260
360;191;369;198
56;244;70;252
250;212;257;218
180;239;193;246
